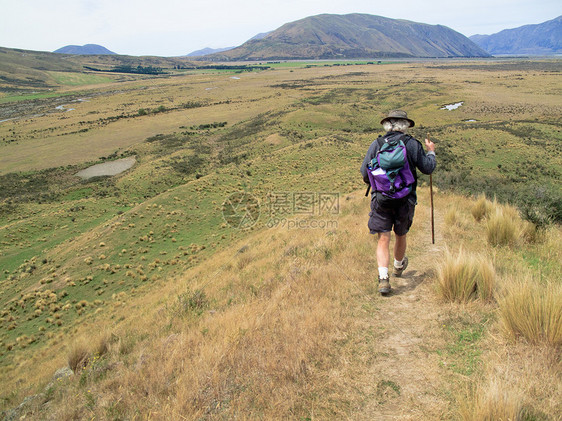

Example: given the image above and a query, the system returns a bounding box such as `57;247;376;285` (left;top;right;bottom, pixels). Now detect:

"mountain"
469;16;562;55
249;31;271;41
186;46;236;57
54;44;117;55
205;13;490;60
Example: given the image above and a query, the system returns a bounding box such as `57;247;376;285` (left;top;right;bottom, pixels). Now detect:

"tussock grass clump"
93;332;111;357
67;342;90;373
459;379;522;421
437;249;495;303
445;206;462;227
471;194;493;222
68;332;111;373
499;281;562;347
486;206;520;247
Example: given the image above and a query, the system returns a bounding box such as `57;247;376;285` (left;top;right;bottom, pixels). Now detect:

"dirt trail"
357;193;452;420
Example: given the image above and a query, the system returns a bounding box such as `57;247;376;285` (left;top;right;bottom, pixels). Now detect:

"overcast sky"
1;0;560;56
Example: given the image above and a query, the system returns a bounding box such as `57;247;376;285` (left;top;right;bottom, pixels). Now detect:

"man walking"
360;110;436;295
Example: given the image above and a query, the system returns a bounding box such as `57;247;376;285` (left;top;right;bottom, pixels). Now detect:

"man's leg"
394;234;407;261
377;232;392;294
393;198;415;277
393;234;409;276
377;232;391;270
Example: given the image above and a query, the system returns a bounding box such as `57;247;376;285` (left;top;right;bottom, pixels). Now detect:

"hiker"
360;110;436;295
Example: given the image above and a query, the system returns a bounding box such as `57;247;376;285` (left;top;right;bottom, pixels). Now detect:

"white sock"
394;258;404;268
378;267;389;279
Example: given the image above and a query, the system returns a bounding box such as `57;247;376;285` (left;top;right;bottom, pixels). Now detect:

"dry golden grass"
38;195;370;419
92;332;110;357
436;248;495;303
486;206;520;247
458;378;522;421
445;206;463;227
498;280;562;347
470;194;493;222
67;341;90;373
3;188;560;420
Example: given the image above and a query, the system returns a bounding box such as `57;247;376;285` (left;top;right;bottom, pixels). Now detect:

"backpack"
366;133;415;205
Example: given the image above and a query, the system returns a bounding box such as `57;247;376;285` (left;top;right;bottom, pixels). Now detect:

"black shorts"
368;194;416;236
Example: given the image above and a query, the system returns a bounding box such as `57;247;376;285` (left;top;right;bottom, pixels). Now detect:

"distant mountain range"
54;44;117;55
25;14;562;60
186;32;271;57
186;47;236;57
204;13;489;61
469;16;561;55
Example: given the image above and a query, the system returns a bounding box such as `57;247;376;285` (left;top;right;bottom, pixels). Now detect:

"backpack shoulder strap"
374;135;387;155
401;134;411;146
365;136;384;197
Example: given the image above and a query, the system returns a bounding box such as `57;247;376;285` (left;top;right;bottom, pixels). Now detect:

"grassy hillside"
2;189;560;419
0;46;198;99
209;13;490;60
0;58;561;418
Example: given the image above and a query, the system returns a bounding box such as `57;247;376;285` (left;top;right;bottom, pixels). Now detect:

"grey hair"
382;118;410;133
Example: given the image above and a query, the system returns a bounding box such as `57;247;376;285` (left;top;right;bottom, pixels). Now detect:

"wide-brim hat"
380;110;415;127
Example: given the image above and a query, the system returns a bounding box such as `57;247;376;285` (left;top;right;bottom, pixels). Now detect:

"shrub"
436;249;495;303
516;183;562;227
175;289;208;317
169;155;205;175
520;220;539;244
499;281;562;347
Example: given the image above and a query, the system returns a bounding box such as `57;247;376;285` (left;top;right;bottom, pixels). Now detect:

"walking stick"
430;173;435;244
428;134;435;244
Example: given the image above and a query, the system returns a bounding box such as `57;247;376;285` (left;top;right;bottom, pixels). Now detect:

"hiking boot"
393;256;408;277
378;277;391;295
